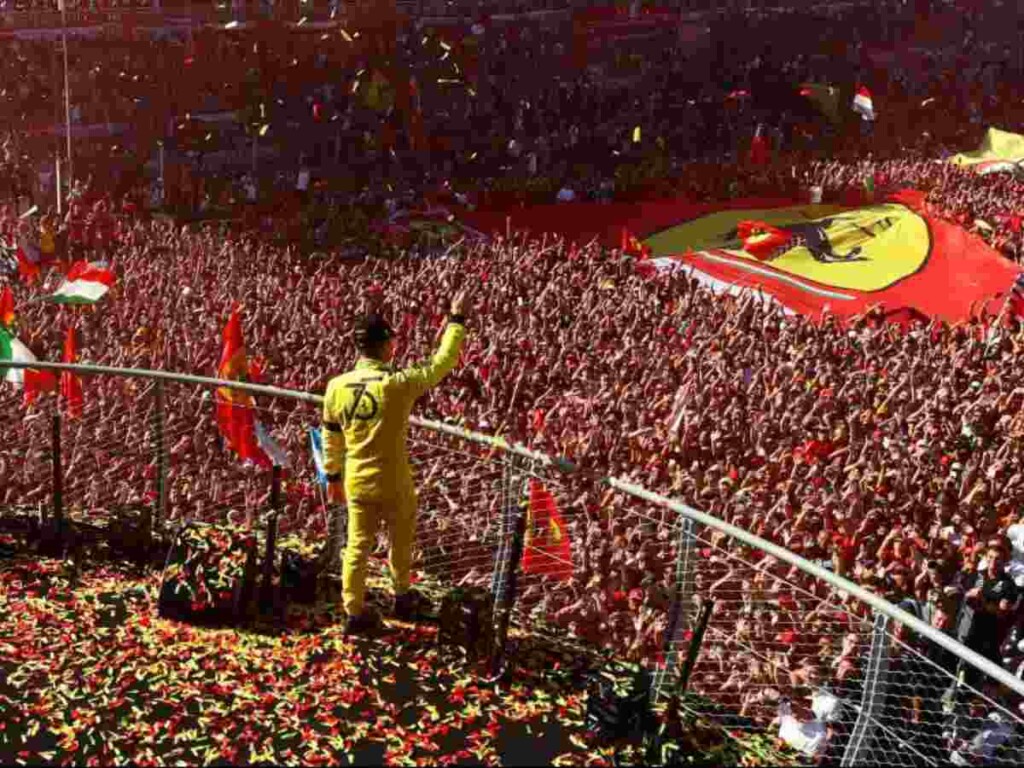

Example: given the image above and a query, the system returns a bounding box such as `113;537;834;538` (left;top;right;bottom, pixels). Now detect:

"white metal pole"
61;1;73;191
55;155;62;217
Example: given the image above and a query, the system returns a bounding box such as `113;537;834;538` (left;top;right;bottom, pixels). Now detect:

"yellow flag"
950;127;1024;174
632;125;641;143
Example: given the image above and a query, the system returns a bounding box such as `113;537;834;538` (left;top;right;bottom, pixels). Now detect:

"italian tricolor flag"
48;261;115;305
852;86;875;121
0;327;58;404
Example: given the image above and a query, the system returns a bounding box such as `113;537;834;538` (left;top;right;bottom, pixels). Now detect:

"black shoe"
343;610;381;636
393;589;430;621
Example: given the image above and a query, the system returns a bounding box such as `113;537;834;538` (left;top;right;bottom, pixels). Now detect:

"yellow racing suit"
321;321;466;616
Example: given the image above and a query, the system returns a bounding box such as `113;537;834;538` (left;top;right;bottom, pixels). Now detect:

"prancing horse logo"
726;216;899;264
643;203;930;292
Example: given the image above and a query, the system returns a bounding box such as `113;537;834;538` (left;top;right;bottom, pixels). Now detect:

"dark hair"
354;313;393;357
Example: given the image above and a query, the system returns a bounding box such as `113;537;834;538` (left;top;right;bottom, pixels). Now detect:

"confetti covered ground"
0;531;617;767
0;530;797;767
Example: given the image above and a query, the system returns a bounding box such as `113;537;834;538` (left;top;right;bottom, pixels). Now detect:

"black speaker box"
585;661;655;742
437;585;495;661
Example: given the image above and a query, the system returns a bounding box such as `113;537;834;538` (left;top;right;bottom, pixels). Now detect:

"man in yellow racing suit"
321;290;468;634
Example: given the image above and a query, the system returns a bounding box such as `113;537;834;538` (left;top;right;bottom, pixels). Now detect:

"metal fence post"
678;598;715;694
489;456;530;676
260;464;282;613
490;458;516;596
842;612;891;767
271;463;282;511
323;500;346;577
653;517;697;700
152;380;168;542
316;495;346;605
51;409;64;544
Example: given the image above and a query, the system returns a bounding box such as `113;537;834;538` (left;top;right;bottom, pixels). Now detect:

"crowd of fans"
3;146;1024;745
2;0;1024;762
1;0;1022;216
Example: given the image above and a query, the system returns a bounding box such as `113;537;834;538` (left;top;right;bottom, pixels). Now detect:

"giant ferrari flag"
637;190;1021;322
462;190;1021;323
950;127;1024;176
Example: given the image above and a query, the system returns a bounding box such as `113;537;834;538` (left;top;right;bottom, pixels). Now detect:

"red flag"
23;369;58;407
65;260;115;287
620;228;651;260
0;285;14;328
749;123;770;166
736;220;792;260
532;408;545;433
521;479;572;582
60;326;83;419
215;306;270;467
16;246;40;285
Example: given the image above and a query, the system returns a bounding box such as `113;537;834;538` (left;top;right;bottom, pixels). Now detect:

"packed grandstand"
4;0;1024;765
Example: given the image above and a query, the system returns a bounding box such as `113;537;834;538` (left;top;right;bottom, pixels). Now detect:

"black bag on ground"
586;661;656;742
280;548;321;605
437;585;495;661
158;523;259;624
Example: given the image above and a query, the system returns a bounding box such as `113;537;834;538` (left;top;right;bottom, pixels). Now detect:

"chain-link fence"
0;386;50;515
610;479;1024;767
4;362;1024;766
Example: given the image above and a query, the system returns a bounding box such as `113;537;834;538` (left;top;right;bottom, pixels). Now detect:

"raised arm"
391;289;471;401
